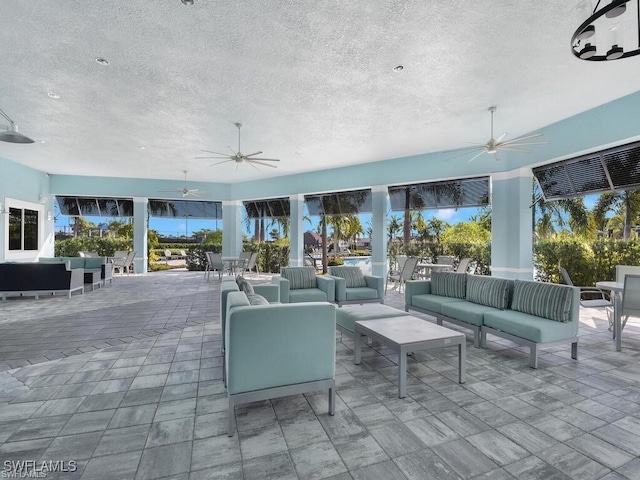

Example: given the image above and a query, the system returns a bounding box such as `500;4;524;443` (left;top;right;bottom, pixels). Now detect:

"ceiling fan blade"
500;141;549;148
243;151;263;158
234;162;239;171
250;160;279;168
467;150;487;163
499;146;531;153
201;149;231;156
494;151;500;161
247;157;280;162
444;147;484;161
495;132;508;143
210;159;234;167
195;155;230;159
463;142;488;147
159;188;181;193
501;133;544;144
228;146;238;156
246;160;261;171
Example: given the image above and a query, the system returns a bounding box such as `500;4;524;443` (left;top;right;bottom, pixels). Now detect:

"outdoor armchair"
328;265;384;306
273;267;335;303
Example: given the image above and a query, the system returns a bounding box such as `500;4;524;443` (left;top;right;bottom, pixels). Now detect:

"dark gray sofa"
0;262;85;300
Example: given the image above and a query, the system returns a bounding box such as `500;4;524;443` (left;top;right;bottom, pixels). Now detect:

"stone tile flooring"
0;271;639;479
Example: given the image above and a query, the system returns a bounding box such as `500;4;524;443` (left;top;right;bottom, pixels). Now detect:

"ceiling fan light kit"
0;106;34;144
572;0;640;61
197;122;281;171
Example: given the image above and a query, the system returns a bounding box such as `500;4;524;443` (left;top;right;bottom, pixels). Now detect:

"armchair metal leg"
328;386;335;415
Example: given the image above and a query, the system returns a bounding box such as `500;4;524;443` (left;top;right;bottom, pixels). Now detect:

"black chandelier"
572;0;640;60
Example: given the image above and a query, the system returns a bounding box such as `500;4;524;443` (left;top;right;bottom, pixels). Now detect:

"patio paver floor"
0;270;639;479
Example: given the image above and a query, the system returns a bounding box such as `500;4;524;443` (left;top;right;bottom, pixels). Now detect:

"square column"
222;201;243;257
133;197;148;274
289;194;304;267
491;169;534;280
371;186;388;278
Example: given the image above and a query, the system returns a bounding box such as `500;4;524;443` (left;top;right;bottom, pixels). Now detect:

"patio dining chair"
455;257;471;273
386;256;419;293
205;252;224;281
559;267;611;308
620;274;640;332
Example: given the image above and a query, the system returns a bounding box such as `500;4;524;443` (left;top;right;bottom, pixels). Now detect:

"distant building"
304;231;322;249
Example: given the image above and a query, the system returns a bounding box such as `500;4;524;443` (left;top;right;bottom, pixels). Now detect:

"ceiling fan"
159;170;210;197
196;122;280;170
457;106;548;162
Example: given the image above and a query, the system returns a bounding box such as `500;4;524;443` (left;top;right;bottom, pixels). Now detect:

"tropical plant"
592;190;640;240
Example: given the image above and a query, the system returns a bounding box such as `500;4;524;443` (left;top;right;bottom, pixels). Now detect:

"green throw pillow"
511;280;572;322
431;272;467;299
466;275;512;310
236;276;254;295
246;293;269;305
329;266;366;288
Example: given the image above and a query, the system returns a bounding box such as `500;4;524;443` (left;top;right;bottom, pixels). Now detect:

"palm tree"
593;190;640;240
388;215;402;242
533;195;591;239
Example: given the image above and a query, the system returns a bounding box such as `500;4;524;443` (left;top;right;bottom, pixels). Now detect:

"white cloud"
435;209;456;220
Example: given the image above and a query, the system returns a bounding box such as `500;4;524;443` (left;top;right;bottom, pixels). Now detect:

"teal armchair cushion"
281;267;317;289
431;272;467;299
329;266;366;288
273;272;335;303
466;275;513;310
511;280;573;322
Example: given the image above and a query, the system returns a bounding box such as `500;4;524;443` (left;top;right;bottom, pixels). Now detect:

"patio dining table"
222;256;243;276
415;263;453;279
595;281;623;352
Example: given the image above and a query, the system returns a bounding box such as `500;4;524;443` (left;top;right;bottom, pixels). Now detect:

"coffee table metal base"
354;316;466;398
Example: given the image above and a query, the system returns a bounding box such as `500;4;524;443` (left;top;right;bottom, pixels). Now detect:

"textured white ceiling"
1;0;639;183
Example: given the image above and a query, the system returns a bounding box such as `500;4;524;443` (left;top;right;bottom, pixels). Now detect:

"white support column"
289;194;304;267
132;197;148;274
371;186;388;278
491;169;534;280
222;200;243;257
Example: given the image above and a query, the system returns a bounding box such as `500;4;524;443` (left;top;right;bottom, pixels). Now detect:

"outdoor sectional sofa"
224;289;336;436
0;262;85;300
405;272;580;368
39;256;113;288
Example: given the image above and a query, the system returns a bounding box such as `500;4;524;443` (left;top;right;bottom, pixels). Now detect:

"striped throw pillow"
281;267;317;290
511;280;572;322
329;266;366;288
431;272;467;299
466;275;512;310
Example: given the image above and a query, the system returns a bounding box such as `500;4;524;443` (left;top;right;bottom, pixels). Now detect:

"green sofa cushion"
289;288;328;303
281;267;317;290
511;280;572;323
441;301;498;327
466;275;513;310
431;272;467;299
329;266;366;288
345;287;380;301
410;294;466;314
483;309;578;343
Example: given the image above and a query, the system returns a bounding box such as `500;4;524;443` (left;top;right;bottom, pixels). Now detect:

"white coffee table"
354;315;466;398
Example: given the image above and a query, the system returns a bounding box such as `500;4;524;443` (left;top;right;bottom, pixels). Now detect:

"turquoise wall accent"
0;158;54;262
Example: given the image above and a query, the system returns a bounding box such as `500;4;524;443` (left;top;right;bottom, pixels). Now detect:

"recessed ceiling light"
393;65;404;72
139;146;146;150
39;140;47;144
95;57;110;65
47;92;60;99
